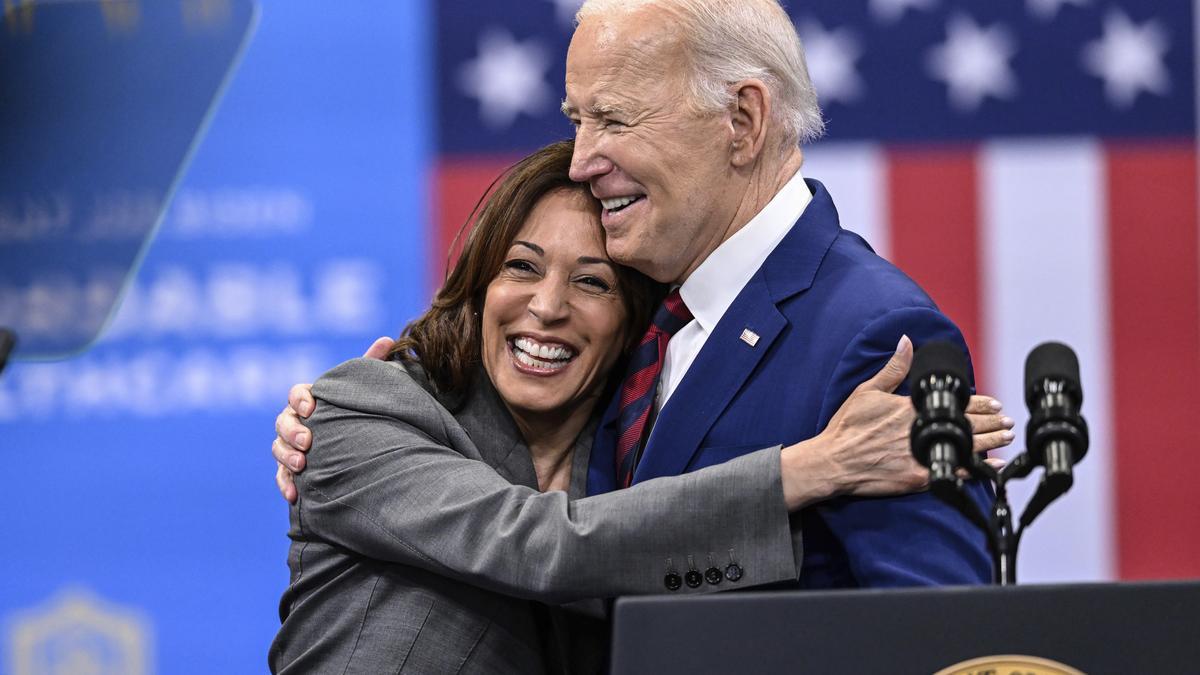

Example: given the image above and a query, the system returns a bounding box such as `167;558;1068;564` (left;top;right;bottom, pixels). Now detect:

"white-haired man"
559;0;996;587
274;0;1011;589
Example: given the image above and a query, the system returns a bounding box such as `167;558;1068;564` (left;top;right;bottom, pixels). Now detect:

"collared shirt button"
664;572;683;591
725;563;744;582
684;570;703;588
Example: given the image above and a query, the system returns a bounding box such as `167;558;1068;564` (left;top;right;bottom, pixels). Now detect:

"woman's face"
481;188;629;421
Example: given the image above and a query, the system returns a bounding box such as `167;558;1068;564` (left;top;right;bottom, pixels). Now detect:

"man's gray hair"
576;0;825;145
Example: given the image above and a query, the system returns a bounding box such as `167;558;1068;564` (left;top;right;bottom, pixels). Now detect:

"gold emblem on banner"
935;654;1086;675
6;588;152;675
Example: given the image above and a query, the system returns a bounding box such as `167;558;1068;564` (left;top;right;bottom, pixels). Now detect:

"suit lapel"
588;391;622;494
633;273;786;482
453;368;540;490
631;179;844;483
567;417;597;498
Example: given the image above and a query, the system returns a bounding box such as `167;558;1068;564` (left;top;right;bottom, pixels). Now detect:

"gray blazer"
270;358;803;673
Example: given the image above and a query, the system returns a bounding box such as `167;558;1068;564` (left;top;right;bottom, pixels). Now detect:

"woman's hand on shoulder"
779;336;1014;510
273;337;395;503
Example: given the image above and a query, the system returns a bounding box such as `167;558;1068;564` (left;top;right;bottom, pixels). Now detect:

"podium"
610;581;1200;674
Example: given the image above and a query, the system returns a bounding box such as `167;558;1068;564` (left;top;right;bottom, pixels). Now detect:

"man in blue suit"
564;0;995;587
274;0;1014;589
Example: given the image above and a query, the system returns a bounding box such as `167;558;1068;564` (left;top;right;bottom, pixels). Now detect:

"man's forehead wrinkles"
608;42;668;80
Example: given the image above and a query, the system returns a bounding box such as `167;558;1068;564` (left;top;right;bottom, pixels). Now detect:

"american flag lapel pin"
739;329;760;347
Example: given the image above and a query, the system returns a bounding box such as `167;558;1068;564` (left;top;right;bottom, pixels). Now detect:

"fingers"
968;407;1015;453
966;395;1004;415
967;412;1014;434
288;383;316;418
983;457;1007;470
273;437;306;472
860;335;913;394
363;336;395;361
276;463;298;504
275;407;311;452
973;429;1015;453
956;457;1008;480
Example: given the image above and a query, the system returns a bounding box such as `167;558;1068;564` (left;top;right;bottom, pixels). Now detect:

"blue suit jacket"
588;179;992;588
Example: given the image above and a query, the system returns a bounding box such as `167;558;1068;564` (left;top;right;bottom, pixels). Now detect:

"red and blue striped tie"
615;289;693;488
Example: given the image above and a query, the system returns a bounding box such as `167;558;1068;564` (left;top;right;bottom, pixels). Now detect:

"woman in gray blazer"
269;141;1010;673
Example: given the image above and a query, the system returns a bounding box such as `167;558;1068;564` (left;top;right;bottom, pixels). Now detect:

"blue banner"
1;1;429;671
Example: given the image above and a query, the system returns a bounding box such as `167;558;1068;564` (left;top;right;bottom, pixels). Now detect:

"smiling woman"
482;189;634;489
386;141;662;493
271;141;693;673
387;140;660;402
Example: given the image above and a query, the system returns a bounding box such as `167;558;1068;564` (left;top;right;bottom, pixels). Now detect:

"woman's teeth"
512;337;575;370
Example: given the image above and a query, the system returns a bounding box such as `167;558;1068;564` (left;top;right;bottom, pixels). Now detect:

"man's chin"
603;232;678;281
604;239;645;268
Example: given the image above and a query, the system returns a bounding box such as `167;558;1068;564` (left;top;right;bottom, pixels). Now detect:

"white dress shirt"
656;169;813;412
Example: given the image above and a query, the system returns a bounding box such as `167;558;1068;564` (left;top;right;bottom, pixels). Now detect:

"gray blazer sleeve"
295;358;803;605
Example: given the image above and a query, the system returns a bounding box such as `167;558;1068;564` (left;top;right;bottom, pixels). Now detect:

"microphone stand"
936;451;1072;586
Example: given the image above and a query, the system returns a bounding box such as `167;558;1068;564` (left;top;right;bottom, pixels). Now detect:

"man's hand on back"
274;337;395;503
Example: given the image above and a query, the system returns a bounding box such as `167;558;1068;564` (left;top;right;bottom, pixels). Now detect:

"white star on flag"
1081;10;1171;109
1026;0;1090;22
797;20;864;105
458;29;553;129
869;0;937;23
926;14;1018;112
547;0;585;27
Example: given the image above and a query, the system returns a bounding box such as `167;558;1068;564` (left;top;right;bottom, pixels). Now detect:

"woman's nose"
527;278;569;324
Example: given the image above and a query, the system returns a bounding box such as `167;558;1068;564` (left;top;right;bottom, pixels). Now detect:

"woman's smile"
508;335;578;375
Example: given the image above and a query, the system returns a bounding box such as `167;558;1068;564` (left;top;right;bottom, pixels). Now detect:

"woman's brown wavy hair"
389;139;666;398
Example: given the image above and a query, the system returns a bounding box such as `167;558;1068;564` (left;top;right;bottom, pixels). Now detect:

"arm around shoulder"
296;359;803;603
812;308;993;586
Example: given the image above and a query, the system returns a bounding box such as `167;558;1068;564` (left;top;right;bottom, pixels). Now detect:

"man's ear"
729;79;770;167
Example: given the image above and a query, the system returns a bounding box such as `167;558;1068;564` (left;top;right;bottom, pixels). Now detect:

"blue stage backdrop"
1;2;428;672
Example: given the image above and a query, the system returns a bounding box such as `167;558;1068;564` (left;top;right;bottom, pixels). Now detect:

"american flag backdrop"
434;0;1200;582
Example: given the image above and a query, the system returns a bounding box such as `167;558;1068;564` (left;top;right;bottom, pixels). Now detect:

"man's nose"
528;278;570;324
569;125;612;183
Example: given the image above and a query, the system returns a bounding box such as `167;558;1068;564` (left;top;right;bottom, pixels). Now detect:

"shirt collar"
679;169;812;333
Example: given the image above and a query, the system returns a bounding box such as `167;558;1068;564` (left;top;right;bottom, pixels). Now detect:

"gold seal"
935;654;1086;675
6;587;152;675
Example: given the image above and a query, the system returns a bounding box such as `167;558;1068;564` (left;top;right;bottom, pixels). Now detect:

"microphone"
909;341;974;492
1024;342;1089;494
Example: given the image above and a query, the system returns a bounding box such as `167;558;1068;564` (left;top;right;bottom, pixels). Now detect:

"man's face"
564;10;737;284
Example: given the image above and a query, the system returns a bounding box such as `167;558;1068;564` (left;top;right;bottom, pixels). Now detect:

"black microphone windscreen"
1025;342;1081;405
909;340;970;391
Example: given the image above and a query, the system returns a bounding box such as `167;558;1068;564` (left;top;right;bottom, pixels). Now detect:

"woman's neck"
508;397;596;493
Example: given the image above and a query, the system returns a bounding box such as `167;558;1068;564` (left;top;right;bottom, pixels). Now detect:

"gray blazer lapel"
448;369;541;490
448;368;598;495
568;418;596;499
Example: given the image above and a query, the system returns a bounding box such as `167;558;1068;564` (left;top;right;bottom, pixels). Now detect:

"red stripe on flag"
432;156;520;290
1107;143;1200;580
886;147;987;387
